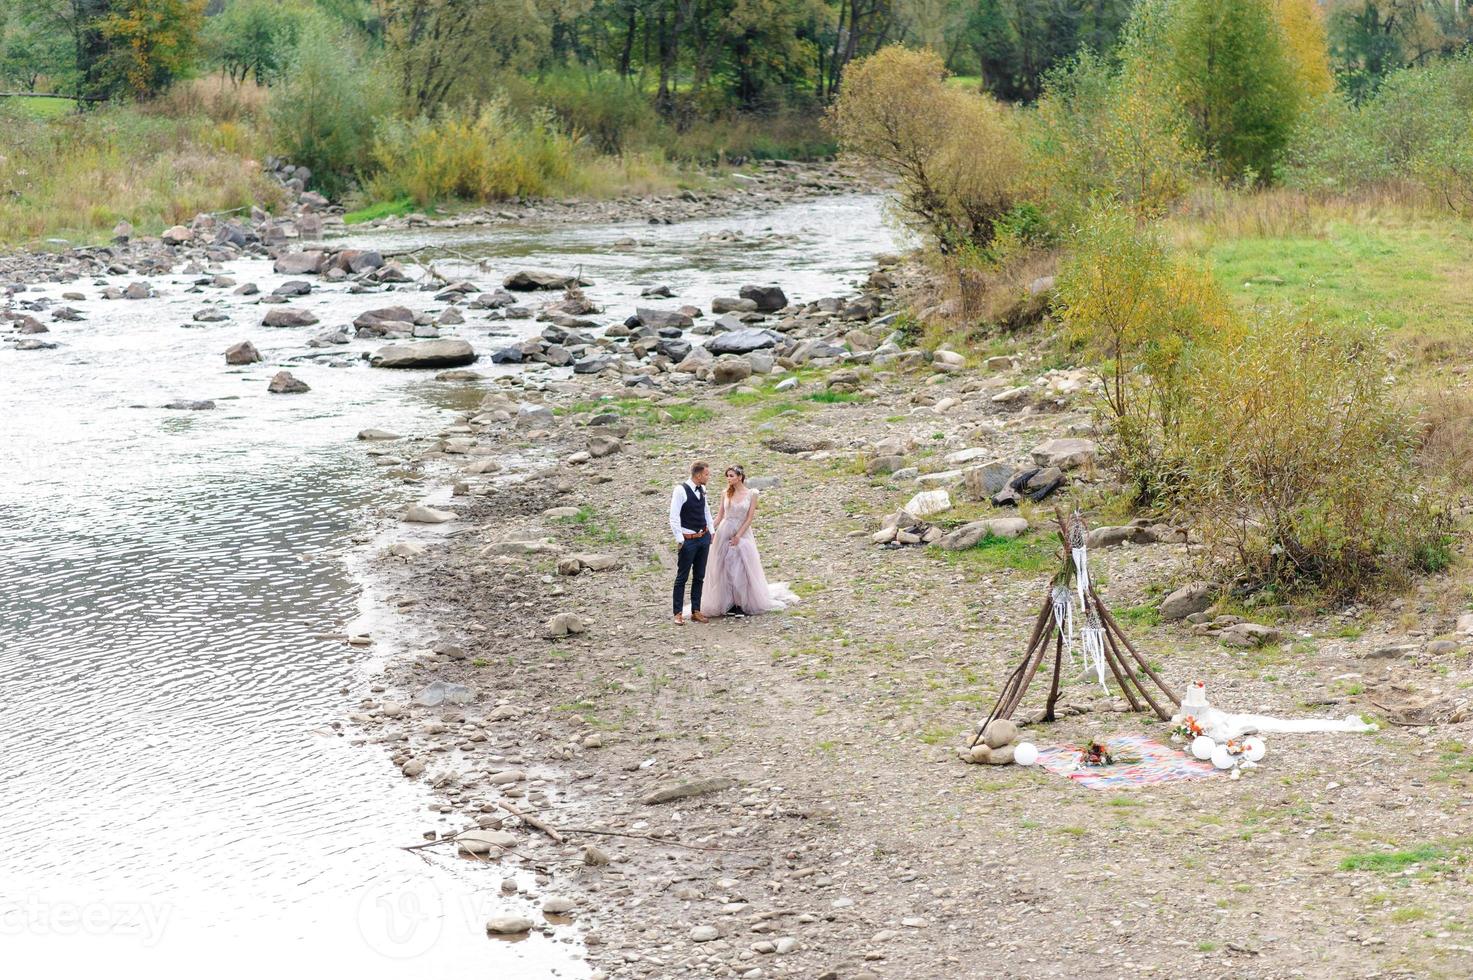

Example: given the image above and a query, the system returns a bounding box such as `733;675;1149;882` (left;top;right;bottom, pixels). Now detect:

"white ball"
1190;736;1215;761
1210;744;1235;770
1243;736;1266;762
1014;742;1038;767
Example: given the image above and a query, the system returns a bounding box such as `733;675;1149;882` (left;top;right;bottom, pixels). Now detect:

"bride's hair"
724;464;746;501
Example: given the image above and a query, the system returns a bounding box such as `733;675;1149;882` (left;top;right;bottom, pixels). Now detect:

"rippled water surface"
0;193;901;975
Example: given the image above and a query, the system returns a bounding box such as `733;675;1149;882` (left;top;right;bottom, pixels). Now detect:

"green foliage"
1182;315;1450;599
0;4;74;92
1165;0;1302;181
365;99;577;205
96;0;206;99
503;68;656;155
268;18;389;197
829;46;1024;252
343;196;414;224
205;0;307;85
1054;203;1240;504
1339;845;1450;873
1286;52;1473;213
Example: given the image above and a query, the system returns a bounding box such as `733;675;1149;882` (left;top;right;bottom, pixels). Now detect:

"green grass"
562;396;714;426
4;95;78;119
344;197;417;224
553;505;631;545
1339;845;1449;873
1117;603;1161;628
929;533;1058;574
1190;218;1473;369
805;390;864;404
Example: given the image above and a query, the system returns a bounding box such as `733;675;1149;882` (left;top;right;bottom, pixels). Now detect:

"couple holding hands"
668;460;794;624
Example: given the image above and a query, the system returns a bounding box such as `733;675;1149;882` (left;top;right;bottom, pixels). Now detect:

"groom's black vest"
679;484;709;533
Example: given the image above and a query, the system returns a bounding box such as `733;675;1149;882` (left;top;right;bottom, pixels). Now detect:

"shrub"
1181;316;1451;598
502;69;657;155
364;98;577;205
1054;204;1240;505
268;18;389;196
1025;12;1200;222
828;46;1024;252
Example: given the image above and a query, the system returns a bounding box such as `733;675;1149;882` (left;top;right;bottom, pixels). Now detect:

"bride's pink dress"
701;491;796;616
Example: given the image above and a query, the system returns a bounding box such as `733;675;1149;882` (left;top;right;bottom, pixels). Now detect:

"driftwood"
970;511;1179;747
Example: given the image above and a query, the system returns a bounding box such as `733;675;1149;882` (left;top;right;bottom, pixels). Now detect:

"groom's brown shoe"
691;611;709;623
673;613;684;624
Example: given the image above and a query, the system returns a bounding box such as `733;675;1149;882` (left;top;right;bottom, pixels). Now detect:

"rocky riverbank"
8;179;1472;978
343;263;1473;976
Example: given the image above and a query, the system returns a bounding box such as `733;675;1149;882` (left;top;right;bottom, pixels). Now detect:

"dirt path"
357;358;1473;980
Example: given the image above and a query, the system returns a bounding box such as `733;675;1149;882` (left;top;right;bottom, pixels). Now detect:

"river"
0;192;903;976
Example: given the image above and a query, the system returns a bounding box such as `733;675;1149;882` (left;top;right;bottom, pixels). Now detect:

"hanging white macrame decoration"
1081;608;1108;694
1068;513;1089;607
1051;584;1076;667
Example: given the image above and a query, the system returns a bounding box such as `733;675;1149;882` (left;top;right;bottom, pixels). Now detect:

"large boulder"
504;269;587;291
904;489;951;518
739;284;788;312
962;461;1015;501
711;355;753;385
636;307;694;330
936;517;1029;551
354;306;416;332
273;251;326;275
224;340;260;365
261;307;319;327
707;328;782;356
370;339;478;368
1160;582;1215;622
1030;438;1097;471
267;370;310;393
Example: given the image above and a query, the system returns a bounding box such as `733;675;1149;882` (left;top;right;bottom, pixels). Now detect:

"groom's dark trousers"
673;530;710;616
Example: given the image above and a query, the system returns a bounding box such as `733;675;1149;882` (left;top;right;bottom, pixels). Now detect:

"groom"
668;460;715;624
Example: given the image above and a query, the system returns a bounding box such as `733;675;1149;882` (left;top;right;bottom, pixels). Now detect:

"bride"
701;465;795;617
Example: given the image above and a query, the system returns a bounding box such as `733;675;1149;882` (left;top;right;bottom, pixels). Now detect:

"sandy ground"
351;349;1473;980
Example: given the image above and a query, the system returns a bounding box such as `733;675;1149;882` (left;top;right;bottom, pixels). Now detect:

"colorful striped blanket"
1034;734;1218;789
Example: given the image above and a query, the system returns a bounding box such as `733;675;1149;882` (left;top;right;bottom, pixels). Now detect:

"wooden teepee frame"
970;511;1180;748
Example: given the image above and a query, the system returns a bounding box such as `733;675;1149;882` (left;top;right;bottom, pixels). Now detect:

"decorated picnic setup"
961;511;1376;788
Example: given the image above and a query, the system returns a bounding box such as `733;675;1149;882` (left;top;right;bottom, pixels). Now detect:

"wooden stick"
1099;627;1144;713
1002;611;1055;719
1102;621;1169;719
1096;596;1180;705
499;800;566;843
1043;629;1064;721
972;597;1054;744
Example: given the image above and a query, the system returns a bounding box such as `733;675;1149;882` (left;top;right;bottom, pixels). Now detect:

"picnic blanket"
1034;734;1218;789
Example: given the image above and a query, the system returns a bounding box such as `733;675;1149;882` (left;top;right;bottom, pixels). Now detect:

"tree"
1274;0;1335;99
205;0;306;85
828;45;1023;250
375;0;550;112
95;0;206;98
0;5;75;91
1166;0;1301;181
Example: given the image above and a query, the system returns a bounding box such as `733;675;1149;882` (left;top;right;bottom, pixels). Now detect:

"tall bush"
1054;204;1240;505
268;18;388;196
1182;317;1450;598
365;99;577;204
1165;0;1302;182
827;46;1024;252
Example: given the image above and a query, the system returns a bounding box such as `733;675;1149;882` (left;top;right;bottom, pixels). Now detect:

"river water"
0;192;902;976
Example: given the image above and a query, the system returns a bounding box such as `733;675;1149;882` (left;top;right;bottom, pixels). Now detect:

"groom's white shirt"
669;480;715;543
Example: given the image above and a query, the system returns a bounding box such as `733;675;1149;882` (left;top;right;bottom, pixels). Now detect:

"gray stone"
261;307;319;328
962;461;1014;500
712;355;753;384
370;340;478;368
983;718;1019;749
1160;582;1215;622
637;307;693;330
936;517;1029;551
707;328;782;355
267;370;310;393
224;341;260;365
1219;622;1281;648
739;284;788;312
485;915;534;935
273;251;325;275
504;269;587;290
711;296;757;314
642;776;738;805
1030;438;1097;471
544;612;587;638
